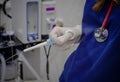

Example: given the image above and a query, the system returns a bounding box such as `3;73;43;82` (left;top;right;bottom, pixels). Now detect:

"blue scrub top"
60;0;120;82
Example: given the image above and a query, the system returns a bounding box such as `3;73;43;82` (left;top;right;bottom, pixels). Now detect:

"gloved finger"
49;27;65;45
55;35;80;50
50;27;63;36
49;27;73;45
56;31;73;45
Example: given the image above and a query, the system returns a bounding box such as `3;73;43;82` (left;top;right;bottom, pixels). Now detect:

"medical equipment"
0;31;23;81
11;0;42;43
0;26;4;46
4;62;18;81
94;0;114;42
0;53;6;82
3;0;12;19
41;1;56;35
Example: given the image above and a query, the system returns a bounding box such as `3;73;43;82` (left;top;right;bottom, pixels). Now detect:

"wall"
55;0;85;27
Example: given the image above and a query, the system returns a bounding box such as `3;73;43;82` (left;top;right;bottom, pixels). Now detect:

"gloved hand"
49;25;82;46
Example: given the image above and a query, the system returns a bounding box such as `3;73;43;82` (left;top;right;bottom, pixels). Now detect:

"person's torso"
60;0;120;82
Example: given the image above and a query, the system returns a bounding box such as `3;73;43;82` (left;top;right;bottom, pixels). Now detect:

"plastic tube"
0;53;6;82
23;39;53;52
16;50;42;82
23;42;47;52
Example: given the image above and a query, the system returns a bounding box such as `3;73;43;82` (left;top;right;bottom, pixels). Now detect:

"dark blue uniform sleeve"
59;0;120;82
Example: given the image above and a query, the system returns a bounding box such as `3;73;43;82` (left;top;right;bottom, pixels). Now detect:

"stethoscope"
94;0;115;42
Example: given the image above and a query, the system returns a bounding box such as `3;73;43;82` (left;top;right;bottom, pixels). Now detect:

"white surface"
55;0;85;26
23;48;41;80
18;50;42;82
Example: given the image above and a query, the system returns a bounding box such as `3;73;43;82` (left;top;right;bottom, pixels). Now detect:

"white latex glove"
49;25;82;46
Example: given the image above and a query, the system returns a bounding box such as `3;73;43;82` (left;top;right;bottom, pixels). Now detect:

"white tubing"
0;54;6;82
16;50;42;82
23;42;47;52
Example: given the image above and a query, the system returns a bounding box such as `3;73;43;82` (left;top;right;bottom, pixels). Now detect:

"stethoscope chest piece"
94;28;108;42
94;0;114;42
